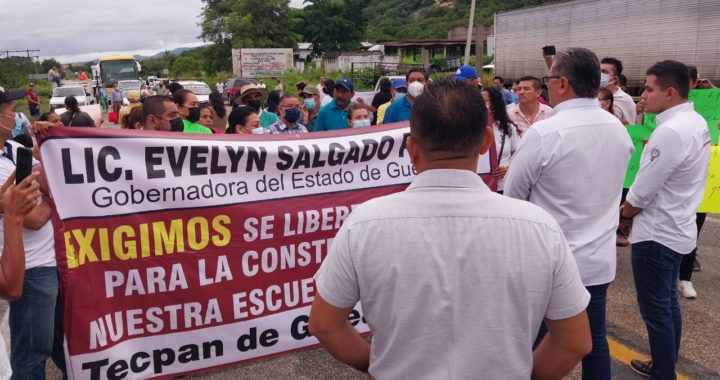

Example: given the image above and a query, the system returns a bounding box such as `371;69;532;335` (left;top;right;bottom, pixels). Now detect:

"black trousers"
679;213;707;281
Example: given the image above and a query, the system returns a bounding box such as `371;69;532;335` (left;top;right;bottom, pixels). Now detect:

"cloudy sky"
0;0;306;63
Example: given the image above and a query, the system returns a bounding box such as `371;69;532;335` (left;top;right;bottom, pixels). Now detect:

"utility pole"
464;0;477;65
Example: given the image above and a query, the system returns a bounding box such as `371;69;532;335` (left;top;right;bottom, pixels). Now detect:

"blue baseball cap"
335;78;354;92
391;78;407;89
455;65;479;81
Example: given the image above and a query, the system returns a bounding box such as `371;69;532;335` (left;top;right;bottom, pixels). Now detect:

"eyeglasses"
542;76;563;86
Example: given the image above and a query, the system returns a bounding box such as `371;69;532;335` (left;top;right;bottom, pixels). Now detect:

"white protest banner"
38;123;496;379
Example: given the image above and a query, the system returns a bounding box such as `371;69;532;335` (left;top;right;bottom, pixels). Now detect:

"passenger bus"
91;55;142;88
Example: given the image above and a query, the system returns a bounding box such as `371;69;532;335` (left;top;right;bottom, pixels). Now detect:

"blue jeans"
9;267;58;380
632;241;682;380
534;283;610;380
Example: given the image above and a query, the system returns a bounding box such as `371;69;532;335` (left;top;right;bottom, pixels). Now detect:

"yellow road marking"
608;337;689;380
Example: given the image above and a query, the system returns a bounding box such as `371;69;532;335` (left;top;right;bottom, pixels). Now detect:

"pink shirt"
507;103;553;137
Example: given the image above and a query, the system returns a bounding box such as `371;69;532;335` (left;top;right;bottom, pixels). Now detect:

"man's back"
505;99;634;285
315;169;589;379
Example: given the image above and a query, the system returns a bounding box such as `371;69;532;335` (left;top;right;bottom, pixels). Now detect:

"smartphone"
15;147;33;185
542;45;557;56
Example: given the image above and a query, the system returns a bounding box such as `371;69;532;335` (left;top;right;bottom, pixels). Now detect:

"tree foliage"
200;0;300;48
299;0;368;57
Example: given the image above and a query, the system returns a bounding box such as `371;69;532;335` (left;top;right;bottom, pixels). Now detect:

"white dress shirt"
627;102;711;253
505;98;634;286
613;87;636;125
315;169;589;380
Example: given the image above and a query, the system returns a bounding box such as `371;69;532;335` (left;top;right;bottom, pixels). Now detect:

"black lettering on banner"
398;132;410;157
167;146;188;177
236;327;279;352
343;141;360;165
153;347;175;374
247;147;267;171
276;146;293;171
225;146;245;172
189;146;209;175
360;139;378;163
62;148;84;184
130;351;150;373
327;143;345;166
311;144;326;168
97;146;122;182
82;358;109;380
378;135;395;159
210;146;227;174
145;147;166;179
293;145;311;169
291;314;310;340
84;147;96;183
107;359;129;380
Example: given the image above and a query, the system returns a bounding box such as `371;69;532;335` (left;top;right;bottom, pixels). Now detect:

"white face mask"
352;119;371;128
600;73;612;88
408;81;424;98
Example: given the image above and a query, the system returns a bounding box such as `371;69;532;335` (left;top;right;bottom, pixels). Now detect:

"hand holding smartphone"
15;147;33;185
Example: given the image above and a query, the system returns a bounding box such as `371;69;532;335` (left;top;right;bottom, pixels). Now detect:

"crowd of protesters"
0;44;717;380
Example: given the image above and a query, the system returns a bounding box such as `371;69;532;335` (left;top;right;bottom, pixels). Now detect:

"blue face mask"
12;114;24;137
284;108;302;123
304;98;316;111
352;119;371;128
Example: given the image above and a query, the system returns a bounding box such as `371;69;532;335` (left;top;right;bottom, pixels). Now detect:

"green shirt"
259;111;278;128
182;119;213;134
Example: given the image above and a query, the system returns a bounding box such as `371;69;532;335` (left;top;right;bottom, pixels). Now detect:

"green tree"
200;0;300;48
299;0;368;57
40;58;62;74
172;56;203;79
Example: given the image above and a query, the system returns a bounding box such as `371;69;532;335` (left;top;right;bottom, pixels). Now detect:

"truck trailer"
493;0;720;91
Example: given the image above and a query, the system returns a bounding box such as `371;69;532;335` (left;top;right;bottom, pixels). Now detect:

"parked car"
49;86;90;111
178;81;212;104
223;78;256;105
117;80;142;105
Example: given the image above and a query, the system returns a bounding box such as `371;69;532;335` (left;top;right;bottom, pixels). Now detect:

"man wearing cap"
377;78;407;125
455;65;480;87
300;85;321;131
235;84;278;129
0;87;63;378
383;68;428;124
314;78;355;132
26;83;41;118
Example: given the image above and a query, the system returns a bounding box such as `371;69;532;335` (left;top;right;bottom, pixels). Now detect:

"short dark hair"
143;95;174;125
406;68;429;82
39;112;56;122
379;78;392;93
167;82;184;94
601;57;623;76
410;79;487;154
552;48;601;98
124;106;144;129
646;60;690;99
494;76;504;84
687;65;699;80
618;73;627;87
172;89;193;107
518;76;542;90
296;82;306;91
279;94;298;104
227;106;257;134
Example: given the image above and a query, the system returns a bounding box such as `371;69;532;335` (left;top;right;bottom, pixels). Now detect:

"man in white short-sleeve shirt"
619;61;711;378
601;57;636;125
310;79;591;380
505;48;634;379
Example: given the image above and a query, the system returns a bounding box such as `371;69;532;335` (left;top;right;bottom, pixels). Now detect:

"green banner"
623;124;655;188
689;88;720;145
